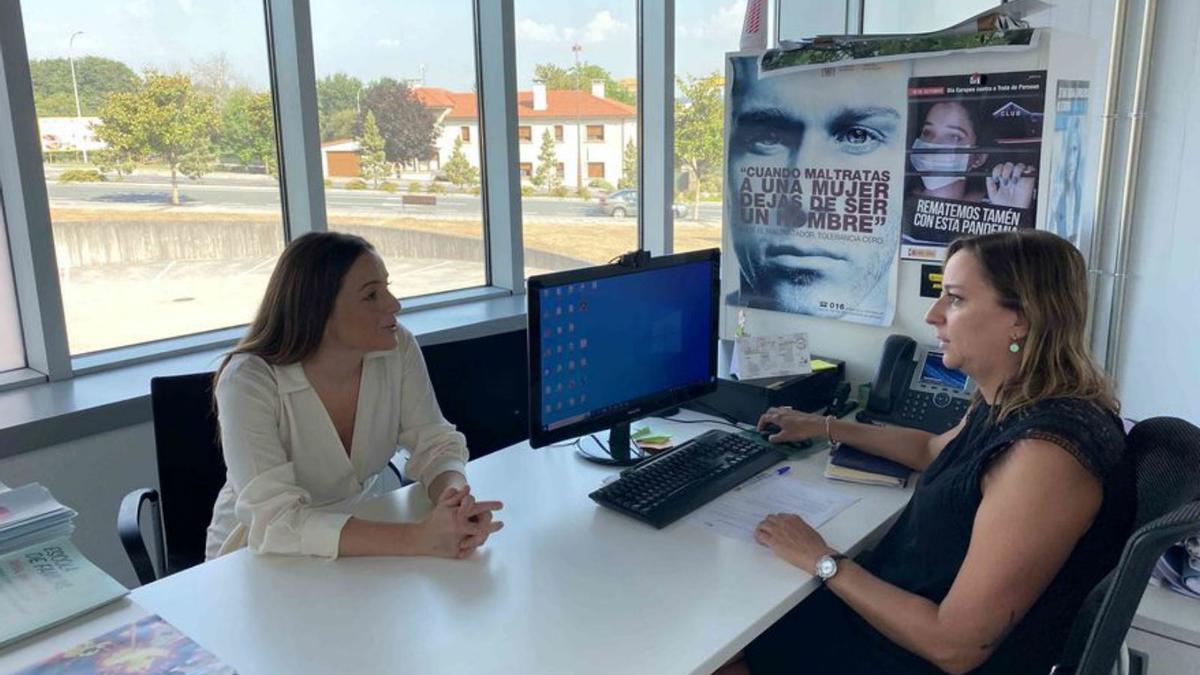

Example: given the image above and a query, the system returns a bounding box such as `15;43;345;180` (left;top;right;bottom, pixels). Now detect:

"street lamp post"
572;43;582;191
68;30;87;163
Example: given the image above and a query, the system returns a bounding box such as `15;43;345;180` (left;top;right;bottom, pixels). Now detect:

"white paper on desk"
732;333;812;381
684;469;859;545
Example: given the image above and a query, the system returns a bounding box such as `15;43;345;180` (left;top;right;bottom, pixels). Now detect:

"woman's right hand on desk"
757;407;825;443
416;485;504;559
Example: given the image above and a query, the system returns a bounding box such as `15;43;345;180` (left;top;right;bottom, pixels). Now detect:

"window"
515;2;638;278
672;2;728;251
0;190;25;372
518;125;532;142
519;162;533;178
312;0;486;300
21;0;285;355
588;162;605;179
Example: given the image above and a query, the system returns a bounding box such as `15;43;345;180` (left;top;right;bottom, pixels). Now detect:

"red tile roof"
413;87;635;121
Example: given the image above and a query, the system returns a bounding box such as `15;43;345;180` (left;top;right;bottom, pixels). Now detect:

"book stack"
824;443;912;488
0;483;129;648
0;483;76;555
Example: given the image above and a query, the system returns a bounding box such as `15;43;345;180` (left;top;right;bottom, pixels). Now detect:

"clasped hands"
419;484;504;559
754;407;837;575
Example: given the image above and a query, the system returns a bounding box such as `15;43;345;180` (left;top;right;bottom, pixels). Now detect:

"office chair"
118;372;404;586
1050;416;1200;675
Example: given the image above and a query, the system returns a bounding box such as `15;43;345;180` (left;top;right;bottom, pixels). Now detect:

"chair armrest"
118;488;163;586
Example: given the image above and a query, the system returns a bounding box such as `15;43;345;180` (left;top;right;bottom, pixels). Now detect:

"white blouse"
204;326;468;560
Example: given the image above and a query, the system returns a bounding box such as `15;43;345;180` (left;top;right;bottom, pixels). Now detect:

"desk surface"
0;413;912;675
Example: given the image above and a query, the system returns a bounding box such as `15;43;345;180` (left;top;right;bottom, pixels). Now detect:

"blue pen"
738;465;791;489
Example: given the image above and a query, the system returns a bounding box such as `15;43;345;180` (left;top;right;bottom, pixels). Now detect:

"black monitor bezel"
526;248;721;449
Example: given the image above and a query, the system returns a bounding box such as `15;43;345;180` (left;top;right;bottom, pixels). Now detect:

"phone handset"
866;335;917;415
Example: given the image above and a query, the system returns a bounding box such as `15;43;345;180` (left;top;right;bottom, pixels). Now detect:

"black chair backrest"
149;373;227;575
1056;416;1200;674
422;329;529;459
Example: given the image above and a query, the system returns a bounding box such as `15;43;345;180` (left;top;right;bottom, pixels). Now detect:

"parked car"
597;190;689;218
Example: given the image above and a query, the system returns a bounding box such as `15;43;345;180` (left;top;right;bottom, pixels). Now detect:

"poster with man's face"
723;57;906;327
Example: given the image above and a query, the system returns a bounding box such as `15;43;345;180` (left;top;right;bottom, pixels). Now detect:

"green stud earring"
1009;341;1021;353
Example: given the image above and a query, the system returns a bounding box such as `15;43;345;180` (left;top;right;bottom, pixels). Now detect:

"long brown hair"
215;231;375;386
946;230;1118;420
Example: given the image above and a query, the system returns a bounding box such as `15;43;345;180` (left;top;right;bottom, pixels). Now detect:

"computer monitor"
527;249;720;466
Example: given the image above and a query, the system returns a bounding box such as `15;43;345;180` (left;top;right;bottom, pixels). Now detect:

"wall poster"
1046;79;1090;249
723;55;907;327
900;70;1047;261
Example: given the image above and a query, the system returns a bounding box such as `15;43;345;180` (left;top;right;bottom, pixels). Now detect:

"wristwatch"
815;553;848;584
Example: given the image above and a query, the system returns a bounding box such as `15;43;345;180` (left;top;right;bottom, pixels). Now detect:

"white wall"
1105;0;1200;423
0;423;157;589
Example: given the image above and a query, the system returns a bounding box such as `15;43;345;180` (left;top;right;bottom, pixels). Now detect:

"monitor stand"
577;421;641;467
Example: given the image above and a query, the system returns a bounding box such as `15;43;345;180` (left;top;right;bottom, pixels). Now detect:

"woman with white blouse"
205;232;503;560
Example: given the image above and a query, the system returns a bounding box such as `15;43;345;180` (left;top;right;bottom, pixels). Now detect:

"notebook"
824;443;912;488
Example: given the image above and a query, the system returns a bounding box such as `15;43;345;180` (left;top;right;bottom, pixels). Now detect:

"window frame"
586;124;605;142
0;0;676;391
518;125;532;142
461;126;471;142
587;161;605;179
554;124;564;142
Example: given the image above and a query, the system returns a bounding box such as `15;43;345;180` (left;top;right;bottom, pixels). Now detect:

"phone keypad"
897;391;969;433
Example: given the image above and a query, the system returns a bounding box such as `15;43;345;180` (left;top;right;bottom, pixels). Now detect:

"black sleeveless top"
853;397;1134;674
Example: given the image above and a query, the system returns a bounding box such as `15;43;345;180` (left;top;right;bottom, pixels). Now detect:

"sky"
20;0;749;95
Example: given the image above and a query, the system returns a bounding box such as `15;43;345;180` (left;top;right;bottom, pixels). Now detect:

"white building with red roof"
414;80;636;188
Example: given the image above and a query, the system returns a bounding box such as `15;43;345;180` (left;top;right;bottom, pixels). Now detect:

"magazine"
10;614;234;675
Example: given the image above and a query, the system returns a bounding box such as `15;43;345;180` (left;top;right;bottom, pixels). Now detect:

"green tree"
533;62;634;106
317;73;363;140
93;72;219;205
357;110;389;188
29;56;139;116
322;108;358;142
619;139;637;190
674;73;725;218
359;77;438;168
442;136;479;189
531;129;561;191
219;88;277;177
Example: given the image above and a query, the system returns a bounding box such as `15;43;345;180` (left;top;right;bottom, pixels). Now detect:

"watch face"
817;557;836;578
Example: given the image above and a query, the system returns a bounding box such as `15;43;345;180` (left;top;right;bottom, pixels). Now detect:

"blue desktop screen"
535;260;714;431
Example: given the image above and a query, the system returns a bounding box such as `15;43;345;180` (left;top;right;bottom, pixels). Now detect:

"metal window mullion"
476;0;523;292
0;3;71;380
639;0;673;256
265;0;327;238
848;0;865;35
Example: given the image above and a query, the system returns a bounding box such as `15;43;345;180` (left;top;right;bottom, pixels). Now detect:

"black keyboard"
589;429;787;528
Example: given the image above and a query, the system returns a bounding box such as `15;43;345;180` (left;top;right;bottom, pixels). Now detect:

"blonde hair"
946;230;1118;421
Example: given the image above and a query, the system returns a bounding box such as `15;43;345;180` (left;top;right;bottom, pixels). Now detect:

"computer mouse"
759;423;782;440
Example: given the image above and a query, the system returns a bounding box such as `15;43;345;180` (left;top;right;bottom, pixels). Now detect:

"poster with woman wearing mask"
900;70;1046;261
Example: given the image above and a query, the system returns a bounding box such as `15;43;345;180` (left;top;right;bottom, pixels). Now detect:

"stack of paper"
0;483;128;649
0;483;77;555
824;444;912;488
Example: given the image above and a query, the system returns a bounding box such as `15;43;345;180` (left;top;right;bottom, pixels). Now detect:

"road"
44;174;723;222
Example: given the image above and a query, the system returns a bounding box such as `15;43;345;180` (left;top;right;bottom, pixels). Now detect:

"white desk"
0;413;912;675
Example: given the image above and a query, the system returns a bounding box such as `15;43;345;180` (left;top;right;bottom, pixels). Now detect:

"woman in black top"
720;230;1132;675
